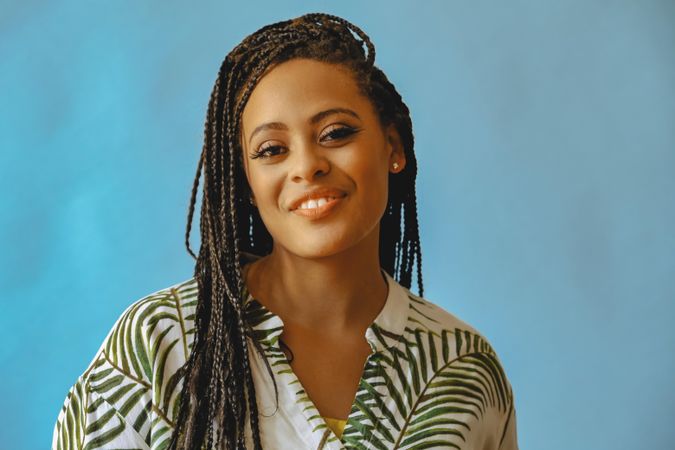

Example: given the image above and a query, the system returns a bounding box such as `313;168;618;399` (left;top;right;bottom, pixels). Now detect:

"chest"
244;325;507;450
279;326;374;420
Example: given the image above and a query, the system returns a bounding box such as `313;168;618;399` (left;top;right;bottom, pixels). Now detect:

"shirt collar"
240;252;410;354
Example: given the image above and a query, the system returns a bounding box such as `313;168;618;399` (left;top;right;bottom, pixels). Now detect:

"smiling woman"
240;58;403;260
52;12;519;450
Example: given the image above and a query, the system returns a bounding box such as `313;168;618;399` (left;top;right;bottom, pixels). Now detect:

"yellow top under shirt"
322;416;348;439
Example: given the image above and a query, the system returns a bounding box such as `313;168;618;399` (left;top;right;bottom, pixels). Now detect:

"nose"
289;140;330;182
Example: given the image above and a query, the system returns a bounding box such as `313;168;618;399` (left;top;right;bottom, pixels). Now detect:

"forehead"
240;59;373;138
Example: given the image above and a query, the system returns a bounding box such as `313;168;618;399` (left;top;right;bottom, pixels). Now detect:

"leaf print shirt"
52;252;519;449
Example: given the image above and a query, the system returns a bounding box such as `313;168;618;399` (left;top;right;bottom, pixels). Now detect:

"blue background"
1;1;674;448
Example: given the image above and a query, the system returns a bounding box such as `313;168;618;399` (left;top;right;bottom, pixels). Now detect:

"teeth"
298;196;336;210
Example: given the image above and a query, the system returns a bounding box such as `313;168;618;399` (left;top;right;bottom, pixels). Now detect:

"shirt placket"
247;299;347;450
338;326;395;450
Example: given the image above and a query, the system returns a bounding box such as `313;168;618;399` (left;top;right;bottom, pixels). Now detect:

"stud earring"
392;162;400;172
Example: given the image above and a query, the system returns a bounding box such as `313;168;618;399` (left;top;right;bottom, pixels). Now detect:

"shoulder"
361;278;519;447
52;277;199;450
404;287;501;360
398;286;518;446
84;275;200;393
82;276;199;382
401;285;516;415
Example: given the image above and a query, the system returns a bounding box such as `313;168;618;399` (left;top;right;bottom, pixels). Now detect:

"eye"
320;124;359;142
250;142;286;160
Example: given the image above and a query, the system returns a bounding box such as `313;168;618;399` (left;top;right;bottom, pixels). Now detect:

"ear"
385;123;406;173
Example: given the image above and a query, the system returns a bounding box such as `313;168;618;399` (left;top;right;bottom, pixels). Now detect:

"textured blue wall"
1;1;673;448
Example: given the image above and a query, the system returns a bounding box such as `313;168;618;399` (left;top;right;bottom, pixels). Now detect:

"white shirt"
53;253;518;449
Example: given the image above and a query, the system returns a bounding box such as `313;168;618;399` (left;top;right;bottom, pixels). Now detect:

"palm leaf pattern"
53;269;517;450
340;298;514;449
53;279;198;450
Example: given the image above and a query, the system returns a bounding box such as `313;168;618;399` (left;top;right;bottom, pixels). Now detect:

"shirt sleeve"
52;375;87;450
51;297;156;450
51;286;193;450
51;375;151;450
498;400;519;450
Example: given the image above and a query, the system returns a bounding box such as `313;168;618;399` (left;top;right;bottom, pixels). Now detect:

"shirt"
52;252;519;449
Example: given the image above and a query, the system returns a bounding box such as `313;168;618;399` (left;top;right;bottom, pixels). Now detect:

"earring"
392;162;400;172
249;195;257;207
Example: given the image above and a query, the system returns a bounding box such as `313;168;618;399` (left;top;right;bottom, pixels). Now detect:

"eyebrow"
248;107;361;145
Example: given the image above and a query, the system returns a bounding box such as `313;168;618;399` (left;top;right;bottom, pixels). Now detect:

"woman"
52;13;518;450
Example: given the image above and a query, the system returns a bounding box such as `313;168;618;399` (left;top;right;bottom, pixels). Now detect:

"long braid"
170;13;424;449
224;49;283;450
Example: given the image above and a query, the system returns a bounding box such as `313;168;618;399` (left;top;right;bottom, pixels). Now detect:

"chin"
268;219;376;260
288;242;349;259
279;232;357;259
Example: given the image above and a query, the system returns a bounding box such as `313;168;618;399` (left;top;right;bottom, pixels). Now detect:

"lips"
288;187;347;211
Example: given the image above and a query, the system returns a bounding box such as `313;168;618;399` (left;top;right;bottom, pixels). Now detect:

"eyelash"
250;125;359;160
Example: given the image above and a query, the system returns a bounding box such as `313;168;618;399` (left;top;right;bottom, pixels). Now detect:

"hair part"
170;12;423;450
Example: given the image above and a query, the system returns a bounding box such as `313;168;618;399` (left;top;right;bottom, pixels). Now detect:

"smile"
291;196;345;219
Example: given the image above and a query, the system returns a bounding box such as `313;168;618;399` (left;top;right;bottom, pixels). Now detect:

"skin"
239;58;407;418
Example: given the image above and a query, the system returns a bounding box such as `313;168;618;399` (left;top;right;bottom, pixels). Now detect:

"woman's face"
240;58;406;260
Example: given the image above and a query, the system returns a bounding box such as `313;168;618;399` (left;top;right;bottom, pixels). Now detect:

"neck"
244;231;388;335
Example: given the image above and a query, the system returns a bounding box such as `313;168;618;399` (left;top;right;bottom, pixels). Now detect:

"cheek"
346;156;390;213
350;148;389;188
246;167;260;193
248;167;283;210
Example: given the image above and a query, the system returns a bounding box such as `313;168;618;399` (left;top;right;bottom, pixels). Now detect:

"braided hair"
169;12;424;450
